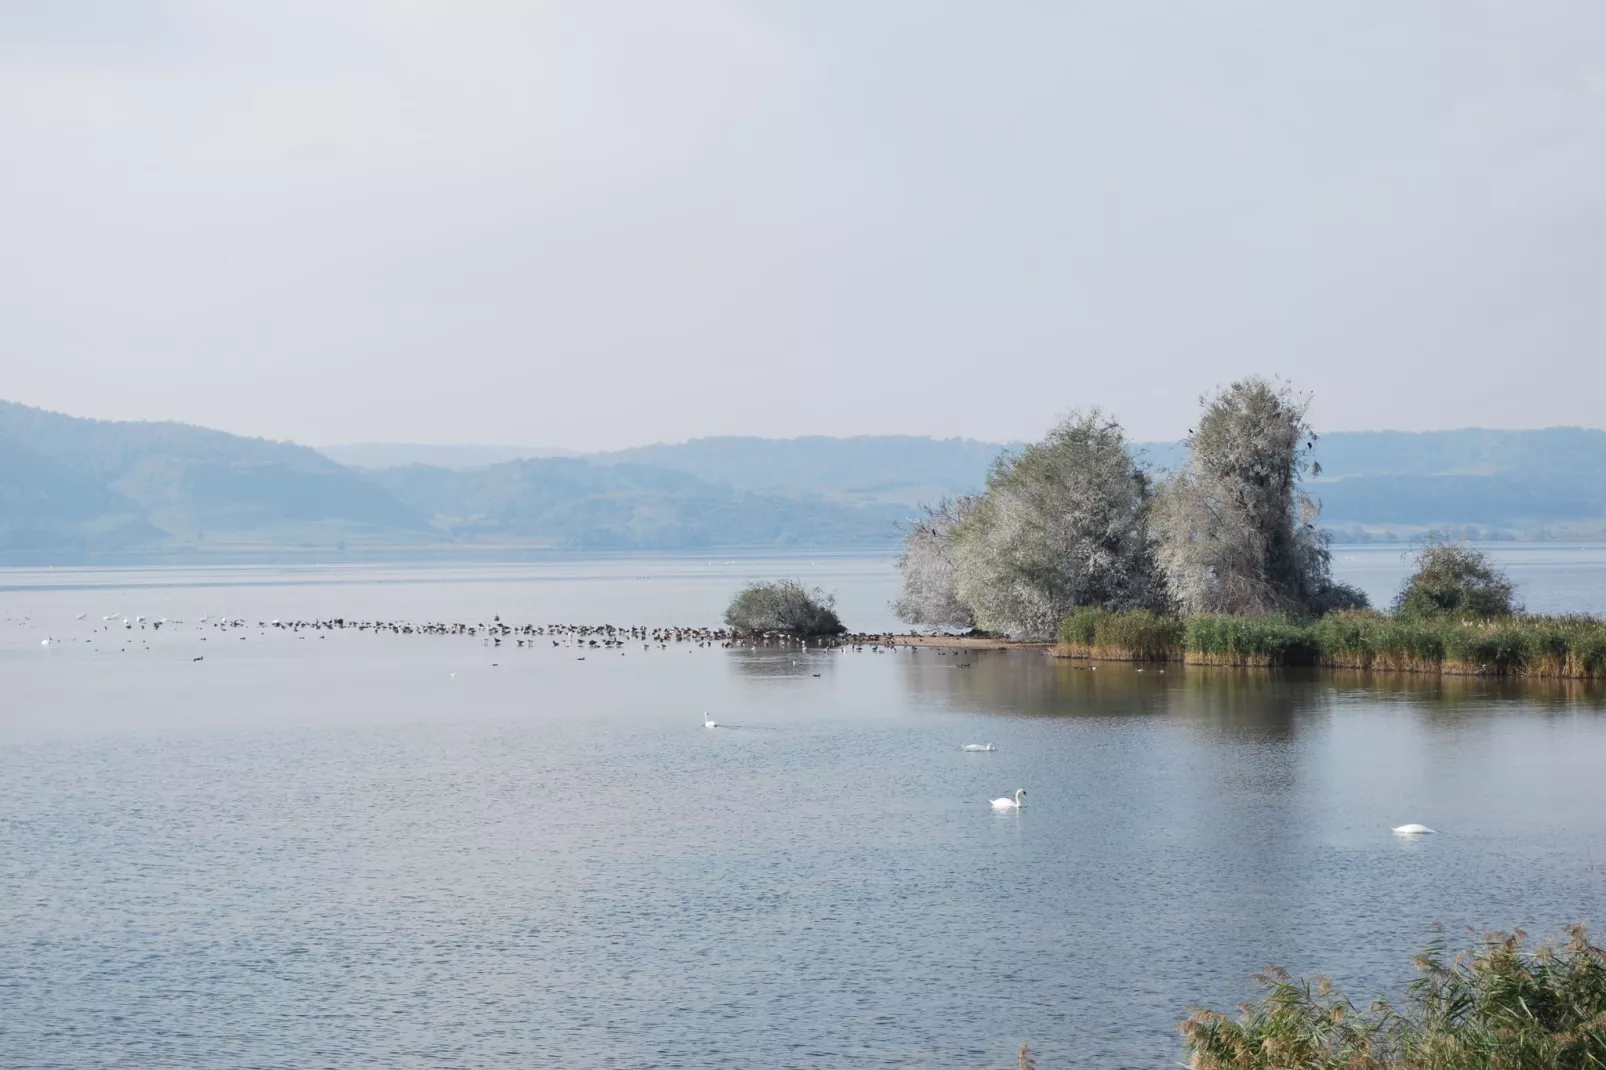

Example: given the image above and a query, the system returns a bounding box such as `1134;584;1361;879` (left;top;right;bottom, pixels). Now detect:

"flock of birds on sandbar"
16;609;1439;833
22;611;928;659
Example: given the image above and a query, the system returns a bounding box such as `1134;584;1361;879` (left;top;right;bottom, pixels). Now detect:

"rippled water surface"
3;553;1605;1069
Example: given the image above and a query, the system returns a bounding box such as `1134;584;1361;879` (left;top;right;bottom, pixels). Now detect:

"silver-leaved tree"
1152;377;1359;616
916;410;1164;638
892;495;980;631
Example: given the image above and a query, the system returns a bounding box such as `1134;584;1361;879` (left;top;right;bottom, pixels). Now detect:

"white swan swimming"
1392;823;1435;835
961;743;996;752
703;712;718;729
991;788;1026;810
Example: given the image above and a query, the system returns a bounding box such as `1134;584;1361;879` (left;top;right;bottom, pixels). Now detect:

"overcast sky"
2;2;1603;450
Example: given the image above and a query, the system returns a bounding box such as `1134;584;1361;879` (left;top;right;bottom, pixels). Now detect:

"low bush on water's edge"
1054;609;1606;679
1182;924;1606;1070
725;579;846;637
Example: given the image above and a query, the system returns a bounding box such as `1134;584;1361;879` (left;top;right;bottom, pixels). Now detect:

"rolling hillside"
0;402;910;555
370;458;905;549
0;401;425;552
6;398;1606;557
589;435;1014;507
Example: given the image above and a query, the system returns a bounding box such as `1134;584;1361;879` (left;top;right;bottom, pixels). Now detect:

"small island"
724;579;847;638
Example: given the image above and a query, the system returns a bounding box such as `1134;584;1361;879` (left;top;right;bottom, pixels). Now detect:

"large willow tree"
1152;377;1357;616
916;409;1163;638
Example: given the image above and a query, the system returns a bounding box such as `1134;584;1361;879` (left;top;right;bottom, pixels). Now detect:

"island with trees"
894;377;1606;680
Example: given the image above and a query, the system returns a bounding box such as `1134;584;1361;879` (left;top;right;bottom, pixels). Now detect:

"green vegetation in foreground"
724;580;846;637
1056;608;1606;678
1183;925;1606;1070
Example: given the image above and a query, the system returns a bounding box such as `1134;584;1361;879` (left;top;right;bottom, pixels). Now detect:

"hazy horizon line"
321;423;1606;454
8;397;1606;456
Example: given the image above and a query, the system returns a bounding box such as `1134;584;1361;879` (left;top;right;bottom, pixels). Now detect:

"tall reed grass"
1182;925;1606;1069
1184;614;1318;667
1054;609;1606;679
1057;608;1184;661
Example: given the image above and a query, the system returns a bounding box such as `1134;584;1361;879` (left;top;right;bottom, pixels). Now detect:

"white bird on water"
961;743;996;752
991;789;1026;810
703;712;718;729
1393;823;1435;835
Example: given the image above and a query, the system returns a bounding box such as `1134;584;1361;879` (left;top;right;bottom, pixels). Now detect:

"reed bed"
1057;608;1184;661
1184;614;1319;667
1182;924;1606;1070
1055;609;1606;679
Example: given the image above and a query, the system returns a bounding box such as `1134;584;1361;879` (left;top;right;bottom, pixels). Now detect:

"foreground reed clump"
1182;925;1606;1070
1054;609;1606;679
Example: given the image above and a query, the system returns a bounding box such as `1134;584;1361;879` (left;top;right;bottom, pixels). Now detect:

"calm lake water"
3;549;1606;1069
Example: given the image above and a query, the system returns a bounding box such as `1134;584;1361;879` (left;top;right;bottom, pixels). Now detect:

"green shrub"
724;580;845;636
1394;537;1519;619
1183;925;1606;1070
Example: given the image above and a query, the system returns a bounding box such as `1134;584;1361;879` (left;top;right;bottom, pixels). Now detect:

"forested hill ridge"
1138;427;1606;537
322;434;1014;509
0;401;905;556
4;398;1606;558
0;400;419;553
324;429;1606;537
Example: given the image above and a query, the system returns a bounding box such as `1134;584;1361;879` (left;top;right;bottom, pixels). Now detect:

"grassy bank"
1056;609;1606;679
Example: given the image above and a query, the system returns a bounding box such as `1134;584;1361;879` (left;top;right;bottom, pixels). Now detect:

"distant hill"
1310;428;1606;480
0;400;425;552
589;435;1017;507
0;435;160;550
319;442;578;469
1303;429;1606;537
370;458;905;549
0;402;913;556
586;429;1606;537
1135;428;1606;538
6;400;1606;557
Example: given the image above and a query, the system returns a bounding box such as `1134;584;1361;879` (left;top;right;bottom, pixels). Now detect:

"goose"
961;743;996;752
991;789;1026;810
703;712;718;729
1392;823;1435;835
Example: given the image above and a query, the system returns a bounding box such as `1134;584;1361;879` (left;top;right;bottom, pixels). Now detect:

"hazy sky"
3;2;1603;450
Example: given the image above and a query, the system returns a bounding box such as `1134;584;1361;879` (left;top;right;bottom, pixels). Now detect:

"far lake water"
3;547;1606;1068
